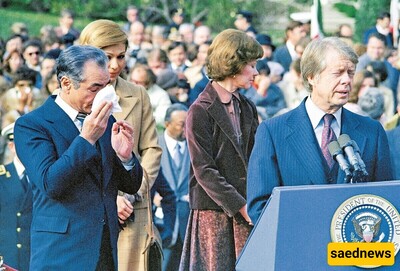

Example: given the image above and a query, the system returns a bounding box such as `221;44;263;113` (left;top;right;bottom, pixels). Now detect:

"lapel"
113;77;139;120
7;163;32;212
159;135;178;190
205;84;247;166
285;99;327;185
97;117;116;188
43;96;80;145
176;142;190;189
337;108;366;184
20;174;33;212
238;92;256;163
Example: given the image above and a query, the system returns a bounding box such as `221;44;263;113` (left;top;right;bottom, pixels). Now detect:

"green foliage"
354;0;390;43
294;0;312;4
333;3;356;18
0;8;92;40
205;1;238;33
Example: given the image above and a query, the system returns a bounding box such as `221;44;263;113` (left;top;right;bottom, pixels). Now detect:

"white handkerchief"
91;84;122;113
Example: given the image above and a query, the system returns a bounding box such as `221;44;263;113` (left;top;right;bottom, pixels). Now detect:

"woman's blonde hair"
206;29;263;81
79;19;128;50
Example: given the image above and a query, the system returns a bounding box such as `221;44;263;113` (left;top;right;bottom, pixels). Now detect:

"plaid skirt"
179;209;252;271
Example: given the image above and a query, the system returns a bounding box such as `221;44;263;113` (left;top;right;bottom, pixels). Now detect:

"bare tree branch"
191;8;209;24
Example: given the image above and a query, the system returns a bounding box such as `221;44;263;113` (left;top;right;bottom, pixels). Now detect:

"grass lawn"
0;8;94;41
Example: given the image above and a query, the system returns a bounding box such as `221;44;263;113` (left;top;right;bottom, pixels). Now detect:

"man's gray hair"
301;37;358;92
56;45;108;89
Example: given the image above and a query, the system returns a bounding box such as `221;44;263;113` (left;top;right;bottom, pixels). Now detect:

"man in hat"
234;10;258;36
0;122;32;271
256;34;275;61
168;8;185;36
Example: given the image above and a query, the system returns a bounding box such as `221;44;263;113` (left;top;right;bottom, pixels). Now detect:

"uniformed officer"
0;122;32;271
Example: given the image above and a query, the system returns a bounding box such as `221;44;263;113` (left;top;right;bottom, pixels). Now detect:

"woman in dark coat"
179;29;263;271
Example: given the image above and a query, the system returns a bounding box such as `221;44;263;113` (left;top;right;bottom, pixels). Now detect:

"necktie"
173;143;183;168
76;112;87;131
20;171;29;192
321;114;337;168
230;95;242;146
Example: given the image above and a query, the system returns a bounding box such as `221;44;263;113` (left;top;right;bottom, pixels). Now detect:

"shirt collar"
286;40;298;60
164;130;185;152
305;96;342;129
212;81;240;104
55;93;80;122
13;157;25;177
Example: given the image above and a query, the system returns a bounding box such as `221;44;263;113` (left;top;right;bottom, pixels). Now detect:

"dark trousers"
96;225;115;271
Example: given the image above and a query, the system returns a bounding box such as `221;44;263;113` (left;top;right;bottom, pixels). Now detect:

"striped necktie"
321;114;337;168
76;112;87;131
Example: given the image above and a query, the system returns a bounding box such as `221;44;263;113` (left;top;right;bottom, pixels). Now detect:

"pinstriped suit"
247;97;393;223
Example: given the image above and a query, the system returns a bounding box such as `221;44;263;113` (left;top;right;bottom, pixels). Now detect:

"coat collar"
112;77;139;120
200;83;255;166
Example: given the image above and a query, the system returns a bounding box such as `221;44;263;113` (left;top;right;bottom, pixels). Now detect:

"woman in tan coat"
79;19;162;270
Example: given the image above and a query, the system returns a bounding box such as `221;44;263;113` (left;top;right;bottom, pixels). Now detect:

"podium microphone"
328;141;352;183
337;134;362;172
350;139;369;176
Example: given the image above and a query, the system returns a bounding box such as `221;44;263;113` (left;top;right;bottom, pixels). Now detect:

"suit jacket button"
16;227;21;232
16;212;21;217
17;244;22;248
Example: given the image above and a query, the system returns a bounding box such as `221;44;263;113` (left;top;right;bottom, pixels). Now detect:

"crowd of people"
0;4;399;271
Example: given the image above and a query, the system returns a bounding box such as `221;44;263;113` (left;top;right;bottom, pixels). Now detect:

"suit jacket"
0;163;32;271
13;96;143;270
113;77;162;192
247;98;393;223
151;171;176;247
158;134;190;243
363;26;394;48
185;82;259;217
272;45;292;72
386;125;400;179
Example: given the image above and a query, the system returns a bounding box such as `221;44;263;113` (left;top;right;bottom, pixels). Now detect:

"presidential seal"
331;194;400;268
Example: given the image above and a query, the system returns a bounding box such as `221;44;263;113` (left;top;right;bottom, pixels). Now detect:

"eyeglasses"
28;51;40;56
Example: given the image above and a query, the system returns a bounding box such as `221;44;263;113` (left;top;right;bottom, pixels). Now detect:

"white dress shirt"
305;97;342;147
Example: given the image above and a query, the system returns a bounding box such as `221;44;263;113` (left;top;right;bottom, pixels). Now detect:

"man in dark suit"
247;37;393;223
13;45;143;270
157;103;190;271
234;10;258;36
273;20;306;73
363;11;394;49
0;122;32;271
